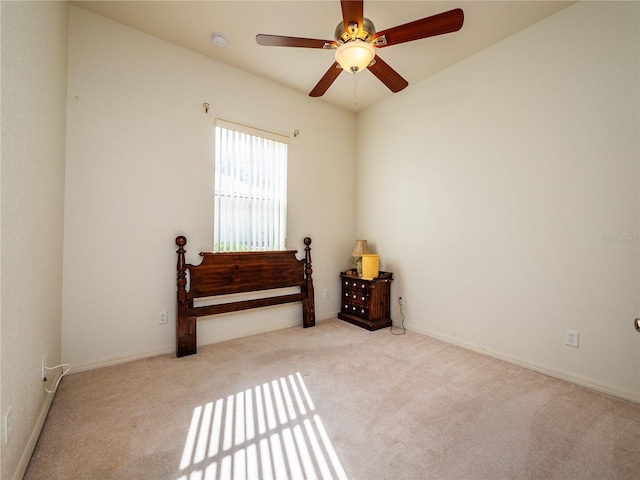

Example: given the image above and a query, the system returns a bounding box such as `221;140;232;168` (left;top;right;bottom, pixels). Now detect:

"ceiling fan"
256;0;464;97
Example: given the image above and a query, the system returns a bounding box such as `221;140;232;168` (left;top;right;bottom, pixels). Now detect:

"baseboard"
10;392;55;480
69;312;338;374
69;346;176;374
406;323;640;404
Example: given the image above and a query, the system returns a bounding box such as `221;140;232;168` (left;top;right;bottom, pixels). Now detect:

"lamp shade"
335;41;375;73
361;254;379;280
351;240;369;257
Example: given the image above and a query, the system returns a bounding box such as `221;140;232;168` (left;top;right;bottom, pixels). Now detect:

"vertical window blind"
214;119;288;252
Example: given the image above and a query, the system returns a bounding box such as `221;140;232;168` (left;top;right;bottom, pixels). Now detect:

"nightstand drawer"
342;302;368;319
343;279;369;291
344;289;369;306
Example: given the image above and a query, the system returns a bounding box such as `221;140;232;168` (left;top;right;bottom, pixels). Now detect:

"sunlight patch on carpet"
177;372;348;480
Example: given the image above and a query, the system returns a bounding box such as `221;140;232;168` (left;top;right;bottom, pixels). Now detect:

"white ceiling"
70;1;574;113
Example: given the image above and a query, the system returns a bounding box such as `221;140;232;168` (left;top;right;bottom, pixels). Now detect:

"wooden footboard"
175;237;315;357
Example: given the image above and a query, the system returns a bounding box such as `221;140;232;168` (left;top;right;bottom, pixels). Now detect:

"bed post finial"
302;237;315;328
304;237;312;276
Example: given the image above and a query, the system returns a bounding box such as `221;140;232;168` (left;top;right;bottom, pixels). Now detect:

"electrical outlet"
3;406;12;445
324;289;330;300
158;310;168;325
565;329;579;347
42;355;48;381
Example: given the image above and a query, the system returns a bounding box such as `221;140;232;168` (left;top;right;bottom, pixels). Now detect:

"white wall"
62;6;356;370
0;1;68;478
357;1;640;401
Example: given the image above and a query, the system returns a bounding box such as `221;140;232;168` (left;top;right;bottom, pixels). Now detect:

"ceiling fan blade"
309;62;342;97
372;8;464;47
341;0;364;32
256;34;335;49
367;55;408;93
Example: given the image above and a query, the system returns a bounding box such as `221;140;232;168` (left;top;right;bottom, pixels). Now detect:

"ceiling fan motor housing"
335;17;376;44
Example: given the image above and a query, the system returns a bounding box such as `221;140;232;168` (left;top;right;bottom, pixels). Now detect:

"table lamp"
351;239;369;276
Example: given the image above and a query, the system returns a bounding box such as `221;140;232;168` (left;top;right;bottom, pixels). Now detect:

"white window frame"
213;119;289;252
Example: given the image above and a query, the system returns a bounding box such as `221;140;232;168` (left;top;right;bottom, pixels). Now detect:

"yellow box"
361;254;379;280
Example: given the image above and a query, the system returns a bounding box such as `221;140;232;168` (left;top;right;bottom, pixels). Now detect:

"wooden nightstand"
338;269;393;331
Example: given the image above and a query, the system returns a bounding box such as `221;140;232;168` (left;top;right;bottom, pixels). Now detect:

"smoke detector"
211;33;227;48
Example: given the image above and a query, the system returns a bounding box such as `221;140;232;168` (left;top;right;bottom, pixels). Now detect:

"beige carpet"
25;318;640;480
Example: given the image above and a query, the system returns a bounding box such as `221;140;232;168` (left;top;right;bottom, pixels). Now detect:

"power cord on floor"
390;297;406;335
44;363;72;394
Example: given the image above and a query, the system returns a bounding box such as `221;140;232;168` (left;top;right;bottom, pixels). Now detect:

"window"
214;119;288;252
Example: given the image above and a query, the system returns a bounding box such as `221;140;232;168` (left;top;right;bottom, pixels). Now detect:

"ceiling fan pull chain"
353;72;358;112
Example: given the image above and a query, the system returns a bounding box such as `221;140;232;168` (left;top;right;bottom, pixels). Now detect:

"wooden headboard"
175;236;315;357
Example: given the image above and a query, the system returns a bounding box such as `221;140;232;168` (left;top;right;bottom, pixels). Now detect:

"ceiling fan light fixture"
334;41;375;73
